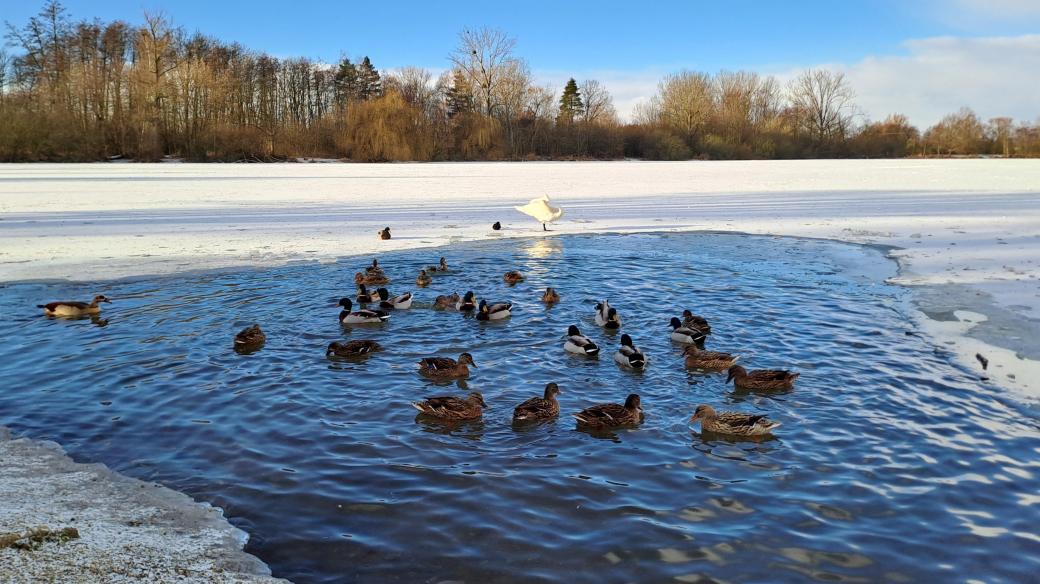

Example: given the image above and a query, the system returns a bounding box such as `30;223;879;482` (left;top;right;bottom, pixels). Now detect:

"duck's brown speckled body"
413;392;486;421
727;365;799;391
690;404;780;437
327;339;380;357
574;394;643;429
684;346;739;370
512;383;561;424
418;352;476;379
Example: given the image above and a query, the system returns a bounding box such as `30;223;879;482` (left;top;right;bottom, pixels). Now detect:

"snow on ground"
1;159;1038;395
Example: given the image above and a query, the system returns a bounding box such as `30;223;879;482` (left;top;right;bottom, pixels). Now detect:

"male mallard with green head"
574;394;643;430
595;301;621;329
38;295;111;317
613;334;646;369
413;392;486;421
689;404;780;437
476;299;512;321
727;365;799;391
512;383;561;424
418;352;476;379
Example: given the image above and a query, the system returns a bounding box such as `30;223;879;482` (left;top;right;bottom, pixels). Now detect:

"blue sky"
5;1;1040;125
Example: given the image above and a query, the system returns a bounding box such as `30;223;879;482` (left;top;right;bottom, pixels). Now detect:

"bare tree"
387;66;437;117
449;27;517;117
656;70;713;141
988;116;1013;157
579;79;617;125
787;69;857;146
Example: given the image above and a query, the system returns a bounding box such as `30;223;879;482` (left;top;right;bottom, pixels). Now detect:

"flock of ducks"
39;254;799;439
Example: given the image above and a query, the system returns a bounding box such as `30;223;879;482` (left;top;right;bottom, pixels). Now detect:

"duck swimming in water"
476;299;512;321
376;288;413;310
427;257;448;273
417;352;476;379
504;271;524;284
564;325;599;356
574;394;643;430
413;392;486;421
456;291;477;312
512;383;561;424
38;295;110;317
726;365;799;391
338;298;390;324
613;334;647;369
595;301;621;329
326;339;381;357
669;317;705;344
355;271;389;286
434;292;461;309
681;309;712;336
689;404;780;438
234;324;266;352
356;284;378;303
683;346;739;371
541;287;560;304
416;270;432;287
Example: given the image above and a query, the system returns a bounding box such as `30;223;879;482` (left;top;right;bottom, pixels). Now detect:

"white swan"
515;195;563;231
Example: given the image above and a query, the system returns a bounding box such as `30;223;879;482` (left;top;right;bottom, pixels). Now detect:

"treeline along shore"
2;1;1038;162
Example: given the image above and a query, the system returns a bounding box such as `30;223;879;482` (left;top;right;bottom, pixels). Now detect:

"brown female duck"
434;292;461;309
378;227;392;240
574;394;643;429
416;270;432;287
512;383;561;424
726;365;799;391
326;339;380;357
427;257;448;273
503;270;525;284
541;287;560;304
683;346;739;370
355;271;389;286
689;404;780;437
234;324;266;351
417;352;476;379
681;309;712;336
412;392;487;421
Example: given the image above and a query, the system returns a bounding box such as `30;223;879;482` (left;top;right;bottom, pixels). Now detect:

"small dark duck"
365;259;385;276
234;324;266;351
512;383;561;424
541;287;560;304
690;404;780;437
434;292;461;309
355;271;389;286
683;346;739;371
503;270;525;284
726;365;799;391
418;352;476;379
492;221;502;231
682;309;712;336
327;340;380;357
378;227;392;240
427;257;448;273
38;295;110;317
413;392;487;421
574;394;643;430
416;270;432;287
356;284;378;303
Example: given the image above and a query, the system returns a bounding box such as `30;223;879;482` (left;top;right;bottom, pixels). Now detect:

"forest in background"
2;1;1038;162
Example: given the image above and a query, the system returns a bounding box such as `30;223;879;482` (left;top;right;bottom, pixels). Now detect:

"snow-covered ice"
1;159;1037;395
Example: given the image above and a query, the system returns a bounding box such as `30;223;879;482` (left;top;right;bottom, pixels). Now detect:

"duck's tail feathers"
766;421;782;431
412;402;426;412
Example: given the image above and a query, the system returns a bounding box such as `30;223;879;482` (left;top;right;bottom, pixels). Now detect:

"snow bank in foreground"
0;159;1037;396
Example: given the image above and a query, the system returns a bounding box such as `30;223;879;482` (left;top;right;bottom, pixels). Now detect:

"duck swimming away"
417;352;476;379
327;340;381;357
234;324;266;352
413;392;486;421
564;325;600;356
574;394;643;430
338;298;391;324
727;365;799;391
614;334;646;369
477;299;513;321
512;383;561;424
690;404;780;438
595;301;621;329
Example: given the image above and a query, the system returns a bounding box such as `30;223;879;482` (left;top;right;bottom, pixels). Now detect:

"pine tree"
334;57;359;103
445;70;474;118
557;78;584;125
357;56;382;101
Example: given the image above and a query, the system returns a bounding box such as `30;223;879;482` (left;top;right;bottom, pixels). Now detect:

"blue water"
1;233;1038;583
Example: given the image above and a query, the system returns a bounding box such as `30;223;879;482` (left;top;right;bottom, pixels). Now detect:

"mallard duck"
476;299;512;321
504;270;524;284
377;287;413;310
541;287;560;304
234;324;266;351
365;259;385;276
690;404;780;437
417;352;476;379
683;346;739;370
613;334;646;369
574;394;643;429
456;291;477;312
669;317;705;344
434;292;461;309
492;221;502;231
356;284;378;303
427;257;448;273
727;365;799;391
355;271;389;286
412;392;486;421
38;295;110;317
416;270;432;287
378;227;392;240
682;309;712;336
327;339;380;357
338;298;391;324
595;301;621;329
512;383;561;423
564;325;599;356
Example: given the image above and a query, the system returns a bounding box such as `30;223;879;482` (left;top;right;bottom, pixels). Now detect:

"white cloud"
837;35;1040;127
